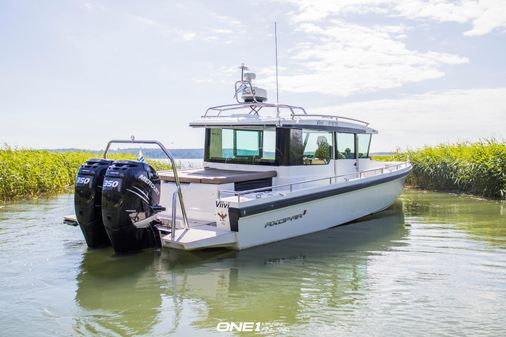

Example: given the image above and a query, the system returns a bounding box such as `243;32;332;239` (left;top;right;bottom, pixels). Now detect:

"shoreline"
2;140;504;201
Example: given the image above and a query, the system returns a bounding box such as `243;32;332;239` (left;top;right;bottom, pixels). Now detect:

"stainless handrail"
103;139;189;229
202;103;370;127
218;162;410;202
203;102;308;117
290;113;369;126
171;186;180;240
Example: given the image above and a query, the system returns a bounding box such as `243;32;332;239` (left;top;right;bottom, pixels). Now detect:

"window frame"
357;133;372;158
301;129;333;165
204;127;278;166
232;129;263;158
335;132;357;160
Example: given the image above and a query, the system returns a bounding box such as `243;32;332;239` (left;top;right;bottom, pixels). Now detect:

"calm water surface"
0;190;505;337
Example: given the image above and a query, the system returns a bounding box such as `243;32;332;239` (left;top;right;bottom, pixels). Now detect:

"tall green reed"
0;146;171;200
374;140;506;199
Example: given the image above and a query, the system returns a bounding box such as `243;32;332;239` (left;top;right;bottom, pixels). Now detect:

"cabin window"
262;130;276;160
357;134;372;158
234;129;260;157
302;130;332;165
336;133;356;159
276;128;303;165
206;128;276;165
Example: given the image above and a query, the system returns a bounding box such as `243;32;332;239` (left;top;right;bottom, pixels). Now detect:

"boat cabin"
158;102;385;223
160;102;379;181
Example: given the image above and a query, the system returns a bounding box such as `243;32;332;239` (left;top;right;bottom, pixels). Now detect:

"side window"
336;133;355;159
207;128;276;164
357;134;372;158
234;129;261;157
209;128;234;159
262;130;276;160
287;128;304;165
302;130;332;165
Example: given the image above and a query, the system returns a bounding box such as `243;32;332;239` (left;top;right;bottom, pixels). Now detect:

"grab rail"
103;139;189;229
203;102;307;117
218;162;410;205
290;114;369;126
202;103;369;127
171;186;180;240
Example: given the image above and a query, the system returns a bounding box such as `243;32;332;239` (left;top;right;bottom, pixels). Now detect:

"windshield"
206;128;276;165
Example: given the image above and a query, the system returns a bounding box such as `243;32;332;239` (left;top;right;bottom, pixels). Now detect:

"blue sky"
0;0;505;152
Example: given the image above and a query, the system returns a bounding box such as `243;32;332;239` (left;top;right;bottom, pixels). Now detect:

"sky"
0;0;505;152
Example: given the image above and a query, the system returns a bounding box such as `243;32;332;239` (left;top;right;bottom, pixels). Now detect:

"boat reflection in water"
74;250;163;336
74;202;407;336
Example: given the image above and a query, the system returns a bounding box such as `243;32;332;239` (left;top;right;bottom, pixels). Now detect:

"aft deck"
161;224;237;250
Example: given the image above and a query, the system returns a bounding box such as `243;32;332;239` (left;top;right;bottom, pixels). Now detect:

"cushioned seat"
158;168;277;184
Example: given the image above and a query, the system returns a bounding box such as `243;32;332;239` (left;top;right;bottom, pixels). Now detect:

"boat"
64;65;411;253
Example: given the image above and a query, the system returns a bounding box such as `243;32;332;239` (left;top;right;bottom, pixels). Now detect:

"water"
160;158;204;169
0;190;505;337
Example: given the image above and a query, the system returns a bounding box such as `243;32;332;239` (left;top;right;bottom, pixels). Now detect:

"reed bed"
374;140;506;199
0;147;171;200
2;141;504;200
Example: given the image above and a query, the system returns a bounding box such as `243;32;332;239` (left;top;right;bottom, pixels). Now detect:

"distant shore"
49;147;204;159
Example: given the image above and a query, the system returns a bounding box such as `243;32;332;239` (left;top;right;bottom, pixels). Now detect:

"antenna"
275;22;280;116
239;63;248;82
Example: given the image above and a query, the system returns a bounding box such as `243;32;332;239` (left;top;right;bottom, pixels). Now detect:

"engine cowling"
74;158;114;248
101;160;164;254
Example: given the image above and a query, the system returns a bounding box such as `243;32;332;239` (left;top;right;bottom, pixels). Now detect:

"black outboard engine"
74;158;114;248
101;160;165;254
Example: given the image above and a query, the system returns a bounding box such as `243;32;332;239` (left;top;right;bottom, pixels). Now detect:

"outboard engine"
101;160;165;254
74;158;114;248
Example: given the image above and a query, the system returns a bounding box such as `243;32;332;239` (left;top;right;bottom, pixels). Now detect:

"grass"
0;146;171;200
373;140;506;200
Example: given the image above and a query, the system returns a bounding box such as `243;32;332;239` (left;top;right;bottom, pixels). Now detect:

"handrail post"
171;186;179;240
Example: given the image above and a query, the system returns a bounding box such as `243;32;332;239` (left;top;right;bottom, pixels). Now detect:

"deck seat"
158;167;277;184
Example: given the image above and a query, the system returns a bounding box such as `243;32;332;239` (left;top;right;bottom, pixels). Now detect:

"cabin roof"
189;102;378;134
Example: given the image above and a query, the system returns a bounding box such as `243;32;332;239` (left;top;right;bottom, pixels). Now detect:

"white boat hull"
234;173;407;249
161;169;408;250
